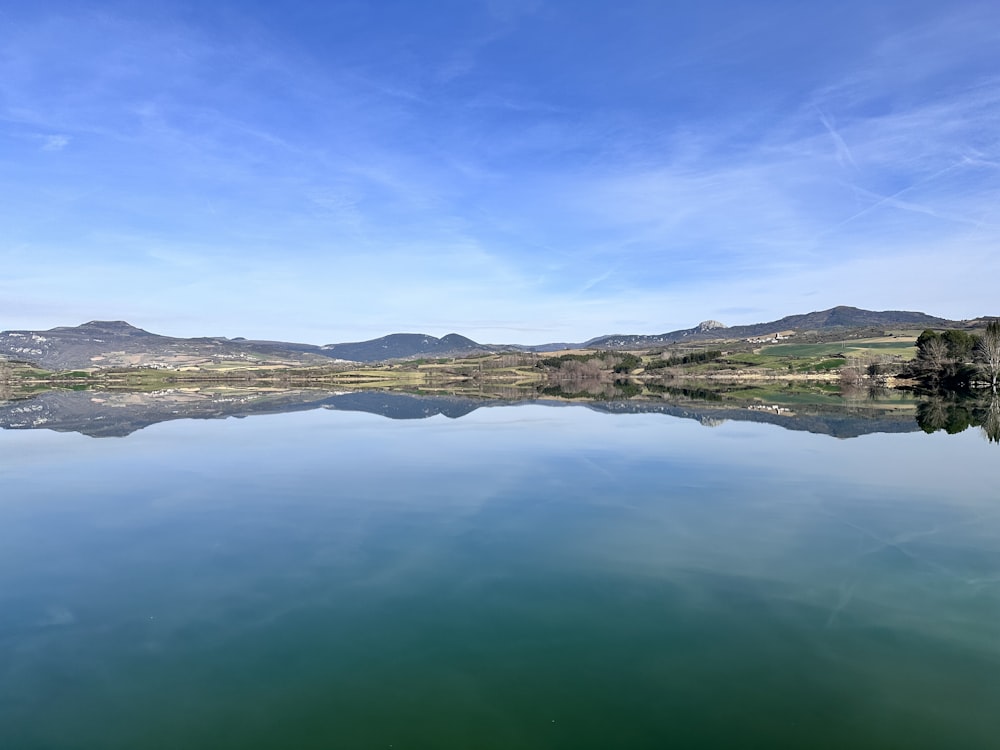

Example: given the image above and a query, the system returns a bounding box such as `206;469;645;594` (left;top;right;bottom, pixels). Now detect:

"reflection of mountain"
0;388;924;440
318;390;504;420
0;390;343;438
0;389;530;438
587;401;919;439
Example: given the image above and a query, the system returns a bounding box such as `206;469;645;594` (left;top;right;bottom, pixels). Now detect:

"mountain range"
0;320;495;371
0;306;987;371
583;307;963;348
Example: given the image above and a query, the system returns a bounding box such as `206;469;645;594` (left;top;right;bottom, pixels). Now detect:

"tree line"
644;350;723;370
909;322;1000;393
537;351;642;376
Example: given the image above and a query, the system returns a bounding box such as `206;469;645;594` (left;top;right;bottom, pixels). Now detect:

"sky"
2;1;999;344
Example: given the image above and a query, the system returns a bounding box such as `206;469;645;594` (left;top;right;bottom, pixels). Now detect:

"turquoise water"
1;404;998;748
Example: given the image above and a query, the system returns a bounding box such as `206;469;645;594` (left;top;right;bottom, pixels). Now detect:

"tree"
975;321;1000;393
941;329;976;359
612;353;641;373
916;329;942;355
917;335;951;376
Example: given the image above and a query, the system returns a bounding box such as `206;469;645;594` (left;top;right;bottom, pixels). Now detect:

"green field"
717;353;790;368
766;340;917;359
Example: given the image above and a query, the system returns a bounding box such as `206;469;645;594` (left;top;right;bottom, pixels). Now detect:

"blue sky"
2;1;999;343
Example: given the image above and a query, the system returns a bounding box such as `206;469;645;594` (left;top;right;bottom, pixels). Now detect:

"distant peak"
440;332;477;343
82;320;138;328
70;320;153;335
696;320;727;331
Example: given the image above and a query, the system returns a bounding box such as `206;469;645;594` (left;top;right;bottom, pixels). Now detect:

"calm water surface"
1;404;998;748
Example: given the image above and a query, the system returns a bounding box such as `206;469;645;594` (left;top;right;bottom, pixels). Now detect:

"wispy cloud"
2;2;999;342
815;109;857;170
39;133;69;150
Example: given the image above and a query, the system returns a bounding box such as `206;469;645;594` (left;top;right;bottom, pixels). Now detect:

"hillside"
0;307;985;371
585;306;961;349
0;322;496;370
0;321;336;371
320;333;488;362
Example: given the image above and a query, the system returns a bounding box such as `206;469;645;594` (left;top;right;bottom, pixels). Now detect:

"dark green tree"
942;329;976;360
612;353;641;373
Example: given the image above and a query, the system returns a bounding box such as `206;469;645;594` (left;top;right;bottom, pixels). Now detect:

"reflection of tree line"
842;381;968;438
0;361;16;400
840;382;890;402
916;392;1000;444
541;376;1000;444
540;379;643;400
540;380;728;402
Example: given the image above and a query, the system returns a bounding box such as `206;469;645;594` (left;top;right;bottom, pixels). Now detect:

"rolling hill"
584;306;962;349
0;307;986;371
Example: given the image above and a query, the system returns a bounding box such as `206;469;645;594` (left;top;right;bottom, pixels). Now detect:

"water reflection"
0;385;935;440
1;403;998;748
916;392;1000;443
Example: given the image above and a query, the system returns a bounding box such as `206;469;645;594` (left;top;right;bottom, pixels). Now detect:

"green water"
1;404;998;748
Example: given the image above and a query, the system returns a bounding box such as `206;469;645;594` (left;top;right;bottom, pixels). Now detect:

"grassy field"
765;340;917;358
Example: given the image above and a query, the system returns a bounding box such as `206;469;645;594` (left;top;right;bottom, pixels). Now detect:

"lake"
1;392;998;748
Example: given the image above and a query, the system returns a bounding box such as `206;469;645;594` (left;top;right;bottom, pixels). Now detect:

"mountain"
584;306;962;349
0;320;336;371
0;322;496;370
320;332;488;362
0;307;984;371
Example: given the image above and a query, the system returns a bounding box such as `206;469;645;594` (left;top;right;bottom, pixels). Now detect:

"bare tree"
976;321;1000;393
919;336;952;374
842;352;891;388
840;356;864;388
